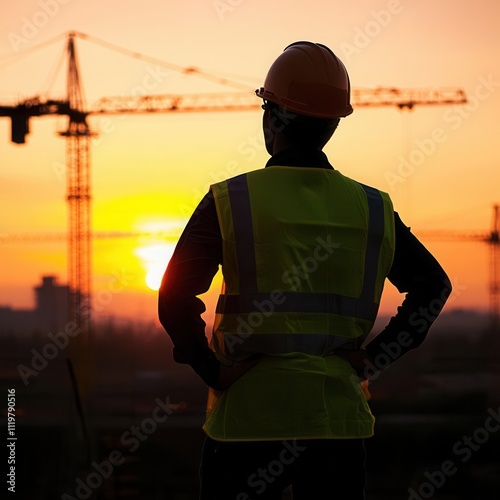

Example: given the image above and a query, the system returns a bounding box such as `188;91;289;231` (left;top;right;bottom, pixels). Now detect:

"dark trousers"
199;436;366;500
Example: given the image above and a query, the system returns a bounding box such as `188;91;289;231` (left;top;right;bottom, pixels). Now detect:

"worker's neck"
271;135;322;156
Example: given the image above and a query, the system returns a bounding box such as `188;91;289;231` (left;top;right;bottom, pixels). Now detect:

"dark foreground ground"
2;321;500;499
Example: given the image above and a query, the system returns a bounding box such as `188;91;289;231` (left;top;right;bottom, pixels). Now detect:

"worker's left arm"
338;212;452;379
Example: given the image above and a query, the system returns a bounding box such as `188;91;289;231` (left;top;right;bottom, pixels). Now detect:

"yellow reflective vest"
204;166;395;441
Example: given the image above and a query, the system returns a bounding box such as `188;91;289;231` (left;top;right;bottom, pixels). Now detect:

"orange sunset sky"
1;0;499;326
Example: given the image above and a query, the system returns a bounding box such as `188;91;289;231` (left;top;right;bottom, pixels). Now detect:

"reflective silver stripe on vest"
216;291;378;320
224;332;360;357
227;175;258;293
217;176;385;322
356;183;385;319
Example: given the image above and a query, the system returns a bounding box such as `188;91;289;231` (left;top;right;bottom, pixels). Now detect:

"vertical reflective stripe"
227;175;258;293
358;184;385;320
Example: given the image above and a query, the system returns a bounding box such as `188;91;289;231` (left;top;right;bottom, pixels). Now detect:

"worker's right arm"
158;192;260;390
158;192;223;387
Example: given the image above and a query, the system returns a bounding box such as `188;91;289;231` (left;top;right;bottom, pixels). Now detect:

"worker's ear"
270;105;297;133
262;112;276;155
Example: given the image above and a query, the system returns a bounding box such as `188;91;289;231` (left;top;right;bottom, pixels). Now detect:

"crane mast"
58;33;95;338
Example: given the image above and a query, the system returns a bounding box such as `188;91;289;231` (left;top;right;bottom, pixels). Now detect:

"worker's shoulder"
215;166;342;182
209;167;284;191
332;170;392;200
212;168;392;202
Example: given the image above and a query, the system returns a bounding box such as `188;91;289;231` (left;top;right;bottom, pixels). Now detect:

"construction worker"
158;41;451;499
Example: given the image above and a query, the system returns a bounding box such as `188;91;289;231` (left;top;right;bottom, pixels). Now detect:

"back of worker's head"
263;100;340;149
256;41;352;149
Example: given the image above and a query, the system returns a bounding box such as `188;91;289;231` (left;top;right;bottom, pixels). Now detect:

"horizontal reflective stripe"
219;332;361;357
216;291;379;321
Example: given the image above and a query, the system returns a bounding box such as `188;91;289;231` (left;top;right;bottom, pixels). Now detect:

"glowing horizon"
1;0;499;324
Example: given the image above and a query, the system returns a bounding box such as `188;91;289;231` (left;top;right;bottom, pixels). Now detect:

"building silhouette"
0;275;69;335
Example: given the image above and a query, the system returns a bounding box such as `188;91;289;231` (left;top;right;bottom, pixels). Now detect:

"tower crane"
0;31;468;338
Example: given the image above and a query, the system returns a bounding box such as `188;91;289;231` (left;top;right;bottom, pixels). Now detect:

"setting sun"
145;264;166;291
135;242;175;291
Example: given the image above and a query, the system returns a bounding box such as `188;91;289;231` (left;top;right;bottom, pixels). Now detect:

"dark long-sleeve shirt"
158;149;451;386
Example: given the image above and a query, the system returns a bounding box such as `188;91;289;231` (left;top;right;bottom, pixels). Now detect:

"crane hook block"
11;114;30;144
